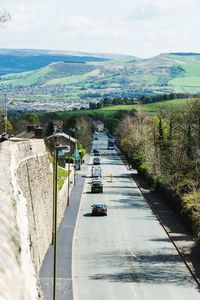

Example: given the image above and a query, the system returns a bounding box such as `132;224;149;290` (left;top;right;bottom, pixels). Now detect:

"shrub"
182;191;200;242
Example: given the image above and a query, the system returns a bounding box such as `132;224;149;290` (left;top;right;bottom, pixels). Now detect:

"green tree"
23;113;39;125
45;121;54;137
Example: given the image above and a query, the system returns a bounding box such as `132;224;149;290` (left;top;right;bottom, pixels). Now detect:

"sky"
1;0;200;58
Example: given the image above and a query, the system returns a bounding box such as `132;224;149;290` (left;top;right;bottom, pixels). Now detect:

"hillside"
0;50;200;111
0;49;109;75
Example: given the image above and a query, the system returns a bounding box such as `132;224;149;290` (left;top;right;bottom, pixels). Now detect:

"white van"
91;166;102;178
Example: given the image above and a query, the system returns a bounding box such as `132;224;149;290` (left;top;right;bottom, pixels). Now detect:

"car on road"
92;177;102;183
91;204;107;215
74;163;81;170
93;157;101;165
91;166;102;178
107;139;115;150
93;149;100;156
0;132;10;142
91;181;103;193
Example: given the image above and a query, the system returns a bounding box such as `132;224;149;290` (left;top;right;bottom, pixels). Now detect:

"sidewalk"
39;154;90;300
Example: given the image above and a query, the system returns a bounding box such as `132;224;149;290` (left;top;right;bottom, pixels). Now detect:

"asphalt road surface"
72;132;200;300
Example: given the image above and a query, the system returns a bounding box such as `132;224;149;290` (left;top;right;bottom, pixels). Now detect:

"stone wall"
0;139;74;300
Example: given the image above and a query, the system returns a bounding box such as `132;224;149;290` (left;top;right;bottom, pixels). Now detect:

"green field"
43;74;88;86
1;53;200;98
0;66;52;86
169;62;200;92
97;99;189;114
53;98;190;118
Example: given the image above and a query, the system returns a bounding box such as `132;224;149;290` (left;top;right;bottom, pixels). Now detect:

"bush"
138;162;148;175
182;191;200;242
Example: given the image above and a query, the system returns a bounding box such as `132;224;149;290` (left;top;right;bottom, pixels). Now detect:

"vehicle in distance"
74;164;80;170
92;176;102;183
91;204;107;216
91;166;102;178
107;139;115;150
91;181;103;193
93;149;100;156
93;157;101;165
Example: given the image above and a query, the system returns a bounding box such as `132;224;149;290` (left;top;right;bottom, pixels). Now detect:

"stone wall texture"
0;139;74;300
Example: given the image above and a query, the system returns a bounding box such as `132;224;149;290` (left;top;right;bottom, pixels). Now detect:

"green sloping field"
169;62;200;92
53;98;190;118
1;52;200;98
0;66;52;86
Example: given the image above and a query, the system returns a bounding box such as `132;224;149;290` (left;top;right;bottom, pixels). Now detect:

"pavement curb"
71;153;91;300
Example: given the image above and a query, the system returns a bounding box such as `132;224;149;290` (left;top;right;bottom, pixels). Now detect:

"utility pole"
53;148;58;300
4;93;7;132
51;148;56;245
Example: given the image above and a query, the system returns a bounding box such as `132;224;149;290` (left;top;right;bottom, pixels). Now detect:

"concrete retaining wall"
0;139;74;300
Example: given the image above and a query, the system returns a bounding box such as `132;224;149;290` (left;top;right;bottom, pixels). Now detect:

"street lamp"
46;133;71;244
53;144;70;300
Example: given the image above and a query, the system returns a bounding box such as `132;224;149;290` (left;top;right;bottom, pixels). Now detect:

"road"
72;132;200;300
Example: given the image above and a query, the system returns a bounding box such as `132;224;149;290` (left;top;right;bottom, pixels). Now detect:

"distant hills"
0;49;109;75
1;49;200;106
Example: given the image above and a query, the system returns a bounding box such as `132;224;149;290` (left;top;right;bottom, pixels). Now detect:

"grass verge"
58;166;70;190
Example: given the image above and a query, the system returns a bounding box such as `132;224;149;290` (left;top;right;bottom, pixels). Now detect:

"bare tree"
0;9;11;24
75;117;93;149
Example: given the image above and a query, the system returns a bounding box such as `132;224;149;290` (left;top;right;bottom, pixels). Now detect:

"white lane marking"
130;285;137;297
129;251;137;258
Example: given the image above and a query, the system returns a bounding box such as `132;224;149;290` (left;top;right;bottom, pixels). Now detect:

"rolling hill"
0;49;200;111
0;49;109;75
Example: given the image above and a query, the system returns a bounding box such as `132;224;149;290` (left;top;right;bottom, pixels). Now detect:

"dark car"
93;149;100;156
74;163;81;170
93;157;101;165
91;181;103;193
91;204;107;216
0;132;10;143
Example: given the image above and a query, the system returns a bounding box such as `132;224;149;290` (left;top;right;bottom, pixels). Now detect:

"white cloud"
0;0;200;57
122;0;197;20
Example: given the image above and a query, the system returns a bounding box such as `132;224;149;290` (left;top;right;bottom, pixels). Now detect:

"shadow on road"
89;250;199;289
83;213;106;217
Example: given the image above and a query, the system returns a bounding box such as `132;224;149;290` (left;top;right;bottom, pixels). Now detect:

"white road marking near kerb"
130;285;138;297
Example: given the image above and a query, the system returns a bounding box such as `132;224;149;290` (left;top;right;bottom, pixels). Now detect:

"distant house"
46;132;78;167
16;125;43;139
46;132;77;155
